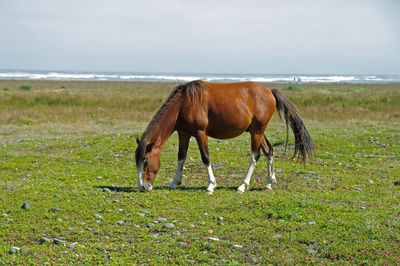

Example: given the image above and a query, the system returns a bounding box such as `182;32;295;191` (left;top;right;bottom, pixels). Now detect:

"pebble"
95;213;103;219
140;210;149;214
278;219;285;222
51;206;60;212
9;247;20;254
53;238;63;245
172;231;181;236
163;223;175;229
39;237;51;243
208;236;220;241
308;221;316;225
367;179;374;184
151;233;159;238
157;217;167;223
233;244;243;248
251;258;258;263
117;220;124;225
67;242;78;248
102;188;111;192
97;176;103;180
218;217;224;221
306;248;316;255
74;193;81;197
2;213;8;217
21;202;31;209
146;223;155;228
134;224;141;228
54;194;61;198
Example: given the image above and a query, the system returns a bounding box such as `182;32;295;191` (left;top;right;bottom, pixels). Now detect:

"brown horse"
135;80;313;193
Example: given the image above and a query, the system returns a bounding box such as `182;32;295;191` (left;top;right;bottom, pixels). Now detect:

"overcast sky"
0;0;399;74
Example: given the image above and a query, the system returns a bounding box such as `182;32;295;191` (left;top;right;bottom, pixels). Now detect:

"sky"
0;0;399;74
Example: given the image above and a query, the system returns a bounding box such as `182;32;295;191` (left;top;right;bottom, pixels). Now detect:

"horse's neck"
147;95;181;150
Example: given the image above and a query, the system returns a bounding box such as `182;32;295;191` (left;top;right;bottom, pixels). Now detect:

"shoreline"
1;79;400;90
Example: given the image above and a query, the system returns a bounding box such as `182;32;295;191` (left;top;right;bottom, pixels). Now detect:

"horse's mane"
135;80;205;165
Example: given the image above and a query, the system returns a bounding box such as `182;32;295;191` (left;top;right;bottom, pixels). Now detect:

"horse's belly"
206;120;250;139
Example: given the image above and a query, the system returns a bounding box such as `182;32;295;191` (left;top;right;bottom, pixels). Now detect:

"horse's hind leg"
169;132;190;189
260;135;276;190
195;131;217;194
237;132;263;193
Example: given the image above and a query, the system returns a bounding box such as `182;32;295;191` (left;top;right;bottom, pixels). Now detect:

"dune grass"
0;80;399;264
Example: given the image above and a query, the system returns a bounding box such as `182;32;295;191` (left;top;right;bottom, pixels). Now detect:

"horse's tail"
271;89;313;163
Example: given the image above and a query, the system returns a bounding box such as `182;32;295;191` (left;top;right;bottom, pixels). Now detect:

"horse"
135;80;313;193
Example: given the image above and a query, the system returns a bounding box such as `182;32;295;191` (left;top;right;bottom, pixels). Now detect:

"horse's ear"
135;137;140;145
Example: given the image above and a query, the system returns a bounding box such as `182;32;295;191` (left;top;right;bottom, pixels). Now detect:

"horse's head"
135;138;160;192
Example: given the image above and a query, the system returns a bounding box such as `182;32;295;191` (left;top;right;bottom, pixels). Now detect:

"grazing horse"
135;80;313;193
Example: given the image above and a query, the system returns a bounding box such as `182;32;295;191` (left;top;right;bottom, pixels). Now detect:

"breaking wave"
0;70;398;83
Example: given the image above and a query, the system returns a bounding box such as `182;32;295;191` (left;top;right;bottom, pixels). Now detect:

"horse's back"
182;81;276;139
203;81;276;117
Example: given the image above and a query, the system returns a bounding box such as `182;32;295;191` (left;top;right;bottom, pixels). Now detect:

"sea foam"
0;70;398;83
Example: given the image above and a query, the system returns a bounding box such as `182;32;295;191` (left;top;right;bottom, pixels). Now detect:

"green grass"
0;80;399;264
283;85;302;91
18;84;32;91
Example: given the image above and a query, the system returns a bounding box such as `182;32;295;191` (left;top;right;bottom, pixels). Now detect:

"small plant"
19;84;32;90
283;85;302;91
2;87;8;91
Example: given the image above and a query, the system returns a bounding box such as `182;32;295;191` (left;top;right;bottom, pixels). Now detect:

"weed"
283;85;302;91
19;84;32;90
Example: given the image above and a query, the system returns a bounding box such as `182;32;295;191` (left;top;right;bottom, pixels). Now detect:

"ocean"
0;70;399;83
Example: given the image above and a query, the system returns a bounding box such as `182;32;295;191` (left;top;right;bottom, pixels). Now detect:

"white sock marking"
170;159;185;189
237;153;257;192
265;156;276;190
206;164;217;192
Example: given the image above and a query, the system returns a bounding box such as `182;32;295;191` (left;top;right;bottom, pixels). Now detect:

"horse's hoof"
264;184;273;191
206;190;213;195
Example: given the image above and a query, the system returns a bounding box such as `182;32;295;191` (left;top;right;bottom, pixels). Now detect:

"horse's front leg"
195;131;217;194
169;132;190;189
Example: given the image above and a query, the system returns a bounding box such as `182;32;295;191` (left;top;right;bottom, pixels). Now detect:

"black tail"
271;89;313;163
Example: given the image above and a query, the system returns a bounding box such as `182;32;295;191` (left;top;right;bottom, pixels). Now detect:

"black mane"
135;80;205;165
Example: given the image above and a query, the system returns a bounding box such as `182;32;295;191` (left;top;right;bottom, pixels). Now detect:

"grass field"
0;80;399;264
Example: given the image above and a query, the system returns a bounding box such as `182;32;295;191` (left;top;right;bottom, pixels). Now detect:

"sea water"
0;70;399;83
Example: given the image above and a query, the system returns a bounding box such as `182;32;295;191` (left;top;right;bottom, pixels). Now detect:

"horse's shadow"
94;185;267;193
